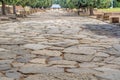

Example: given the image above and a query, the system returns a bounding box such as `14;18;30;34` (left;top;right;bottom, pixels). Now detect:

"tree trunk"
1;1;6;15
13;5;16;15
89;6;94;16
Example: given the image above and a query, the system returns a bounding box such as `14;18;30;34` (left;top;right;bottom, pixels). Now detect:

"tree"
6;0;20;15
0;0;6;15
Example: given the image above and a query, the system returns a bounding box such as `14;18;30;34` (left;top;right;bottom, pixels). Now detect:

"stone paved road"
0;9;120;80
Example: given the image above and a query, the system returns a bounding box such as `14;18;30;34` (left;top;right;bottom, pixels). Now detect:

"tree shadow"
83;23;120;38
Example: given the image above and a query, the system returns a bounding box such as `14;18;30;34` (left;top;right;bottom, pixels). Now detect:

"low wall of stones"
95;12;120;23
17;8;45;17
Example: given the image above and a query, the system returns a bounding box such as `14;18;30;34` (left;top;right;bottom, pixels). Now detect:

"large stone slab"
5;70;22;79
48;46;64;51
0;60;13;64
11;62;25;68
24;74;58;80
64;53;94;62
0;52;16;59
106;57;120;65
52;64;78;68
105;48;120;57
0;77;14;80
49;60;78;65
67;68;101;74
63;46;96;55
47;28;61;34
31;50;63;57
0;64;11;71
24;73;97;80
79;38;98;44
94;67;120;80
19;64;64;73
62;28;80;35
23;44;50;50
113;44;120;52
0;48;8;51
95;52;110;57
80;62;98;68
30;58;47;64
42;40;79;48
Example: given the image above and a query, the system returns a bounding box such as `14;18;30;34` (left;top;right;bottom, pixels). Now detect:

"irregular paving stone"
94;67;120;80
64;53;94;62
104;56;116;63
0;48;8;51
79;38;98;44
12;49;30;55
63;46;96;55
16;54;36;63
24;74;60;80
43;34;64;39
52;64;78;68
49;60;78;65
31;50;63;57
0;60;13;64
11;62;25;68
80;62;98;68
94;67;120;72
47;28;61;34
106;57;120;65
24;73;98;80
0;72;4;77
0;45;20;50
0;64;11;71
50;73;98;80
95;71;120;80
106;48;120;56
0;52;16;59
30;58;47;64
23;44;50;50
0;77;14;80
19;64;48;73
48;46;64;51
62;28;80;34
67;68;101;74
5;70;22;79
93;57;104;62
95;52;110;57
43;40;79;48
64;35;87;39
90;43;112;48
19;65;64;74
102;64;120;69
21;54;36;58
48;57;63;61
113;44;120;52
16;57;31;63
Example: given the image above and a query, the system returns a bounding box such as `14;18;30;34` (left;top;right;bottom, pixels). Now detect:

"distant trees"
55;0;98;15
53;0;120;15
1;0;120;16
0;0;53;15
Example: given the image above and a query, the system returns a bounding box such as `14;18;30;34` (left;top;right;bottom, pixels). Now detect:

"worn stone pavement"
0;9;120;80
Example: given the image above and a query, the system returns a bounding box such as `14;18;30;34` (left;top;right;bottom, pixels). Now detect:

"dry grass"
98;8;120;12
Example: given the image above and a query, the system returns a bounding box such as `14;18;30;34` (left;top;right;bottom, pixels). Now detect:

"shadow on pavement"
83;23;120;38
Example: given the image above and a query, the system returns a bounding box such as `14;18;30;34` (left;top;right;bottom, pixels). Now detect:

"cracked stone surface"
0;9;120;80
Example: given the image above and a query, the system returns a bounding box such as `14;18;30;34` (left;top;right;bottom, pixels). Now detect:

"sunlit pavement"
0;9;120;80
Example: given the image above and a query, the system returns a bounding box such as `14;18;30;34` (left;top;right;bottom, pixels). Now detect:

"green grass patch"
98;8;120;12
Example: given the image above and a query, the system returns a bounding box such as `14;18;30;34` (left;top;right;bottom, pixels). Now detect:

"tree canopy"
0;0;120;15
